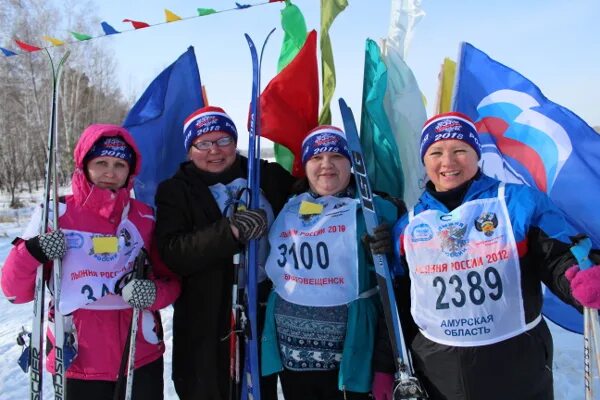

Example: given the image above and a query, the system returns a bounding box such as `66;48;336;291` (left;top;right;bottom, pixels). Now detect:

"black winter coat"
154;155;295;400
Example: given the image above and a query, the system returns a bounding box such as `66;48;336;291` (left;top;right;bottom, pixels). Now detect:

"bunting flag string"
1;0;285;57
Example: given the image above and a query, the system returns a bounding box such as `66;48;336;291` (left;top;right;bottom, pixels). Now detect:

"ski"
338;98;427;400
49;49;71;400
240;28;275;400
22;50;70;400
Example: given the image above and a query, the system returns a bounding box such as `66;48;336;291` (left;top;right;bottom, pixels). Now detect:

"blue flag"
123;46;204;207
454;42;600;334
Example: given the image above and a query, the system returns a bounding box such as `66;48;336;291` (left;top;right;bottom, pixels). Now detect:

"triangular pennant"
123;19;150;29
15;39;41;52
43;36;64;46
101;21;120;35
197;8;217;16
165;9;182;22
71;32;92;41
235;3;251;9
0;47;17;56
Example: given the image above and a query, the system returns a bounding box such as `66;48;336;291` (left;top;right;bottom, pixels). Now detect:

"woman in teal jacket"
261;125;398;400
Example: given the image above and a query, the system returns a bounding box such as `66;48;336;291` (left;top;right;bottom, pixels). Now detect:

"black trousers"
411;320;554;400
279;369;370;400
66;357;164;400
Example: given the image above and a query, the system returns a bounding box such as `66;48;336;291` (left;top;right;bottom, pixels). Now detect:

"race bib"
404;184;527;346
266;193;359;307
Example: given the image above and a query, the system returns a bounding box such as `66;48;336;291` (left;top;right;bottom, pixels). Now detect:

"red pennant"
15;39;41;52
123;19;150;29
260;30;319;177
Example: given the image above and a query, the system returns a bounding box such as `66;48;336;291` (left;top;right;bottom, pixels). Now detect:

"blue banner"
454;42;600;334
123;46;204;207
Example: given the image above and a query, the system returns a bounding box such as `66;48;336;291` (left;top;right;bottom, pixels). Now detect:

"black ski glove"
363;223;393;255
121;279;157;309
230;209;268;244
25;230;67;264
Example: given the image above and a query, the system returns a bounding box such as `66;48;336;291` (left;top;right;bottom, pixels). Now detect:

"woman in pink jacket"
1;124;181;399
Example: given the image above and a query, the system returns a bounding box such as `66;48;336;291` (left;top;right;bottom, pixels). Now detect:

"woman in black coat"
154;106;295;400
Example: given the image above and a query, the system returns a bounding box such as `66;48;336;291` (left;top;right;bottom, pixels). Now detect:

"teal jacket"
261;194;398;393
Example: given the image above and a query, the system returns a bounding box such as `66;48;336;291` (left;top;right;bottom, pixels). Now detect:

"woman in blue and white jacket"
379;112;600;400
261;126;399;400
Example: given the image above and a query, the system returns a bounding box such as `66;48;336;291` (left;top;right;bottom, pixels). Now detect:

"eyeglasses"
192;136;234;151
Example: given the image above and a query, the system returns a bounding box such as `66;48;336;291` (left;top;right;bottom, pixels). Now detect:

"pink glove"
372;371;394;400
566;265;600;308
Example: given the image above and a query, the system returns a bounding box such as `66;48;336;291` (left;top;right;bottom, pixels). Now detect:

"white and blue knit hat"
420;112;481;162
301;125;351;166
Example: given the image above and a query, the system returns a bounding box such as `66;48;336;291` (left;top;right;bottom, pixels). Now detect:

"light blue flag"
381;0;427;207
123;46;204;207
360;39;403;198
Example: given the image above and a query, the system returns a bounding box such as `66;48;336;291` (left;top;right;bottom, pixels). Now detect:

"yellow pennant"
92;236;119;254
43;36;64;46
299;200;323;215
165;9;182;22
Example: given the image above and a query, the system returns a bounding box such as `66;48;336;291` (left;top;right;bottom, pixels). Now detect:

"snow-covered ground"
0;194;592;399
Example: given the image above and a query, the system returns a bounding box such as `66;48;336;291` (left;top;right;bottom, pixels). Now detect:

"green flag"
360;39;403;198
319;0;347;124
197;8;217;16
71;32;92;41
273;1;308;171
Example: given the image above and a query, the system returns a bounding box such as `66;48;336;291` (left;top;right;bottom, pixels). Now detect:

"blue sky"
91;0;600;147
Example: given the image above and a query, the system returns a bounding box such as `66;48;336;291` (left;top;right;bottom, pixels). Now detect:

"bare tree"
0;0;130;206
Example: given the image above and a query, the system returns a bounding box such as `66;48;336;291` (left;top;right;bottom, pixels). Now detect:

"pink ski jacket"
1;124;181;381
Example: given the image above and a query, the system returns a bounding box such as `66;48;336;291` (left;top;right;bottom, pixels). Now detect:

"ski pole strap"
570;235;593;271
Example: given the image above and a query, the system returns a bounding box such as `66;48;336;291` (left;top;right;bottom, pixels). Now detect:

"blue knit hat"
301;125;351;166
420;112;481;163
85;136;134;166
183;106;237;152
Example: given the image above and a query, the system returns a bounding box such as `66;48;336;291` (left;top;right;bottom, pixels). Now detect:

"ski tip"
338;97;349;111
338;98;354;119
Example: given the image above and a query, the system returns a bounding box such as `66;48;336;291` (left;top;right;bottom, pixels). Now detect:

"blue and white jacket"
393;173;580;326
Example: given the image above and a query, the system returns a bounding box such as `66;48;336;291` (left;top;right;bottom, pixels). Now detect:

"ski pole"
569;236;599;400
227;189;248;400
124;249;148;400
112;249;148;400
